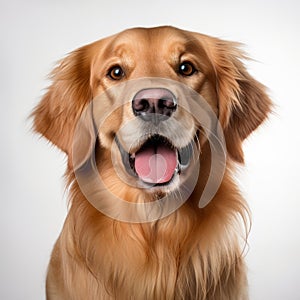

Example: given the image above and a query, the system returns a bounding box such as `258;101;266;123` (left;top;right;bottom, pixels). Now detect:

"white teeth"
175;163;181;174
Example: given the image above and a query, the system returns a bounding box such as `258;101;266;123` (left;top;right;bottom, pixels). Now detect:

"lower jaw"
136;174;181;197
138;171;178;189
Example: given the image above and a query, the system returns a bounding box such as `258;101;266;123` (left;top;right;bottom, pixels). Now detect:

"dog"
32;26;272;299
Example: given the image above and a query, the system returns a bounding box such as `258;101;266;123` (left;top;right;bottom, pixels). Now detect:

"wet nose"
132;88;177;122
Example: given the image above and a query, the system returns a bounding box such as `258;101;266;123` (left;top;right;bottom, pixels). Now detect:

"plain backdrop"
1;0;300;299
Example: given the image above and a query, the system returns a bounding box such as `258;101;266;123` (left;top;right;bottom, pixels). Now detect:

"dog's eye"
107;65;125;80
178;61;197;76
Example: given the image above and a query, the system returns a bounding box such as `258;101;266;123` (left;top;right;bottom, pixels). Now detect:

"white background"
1;0;299;299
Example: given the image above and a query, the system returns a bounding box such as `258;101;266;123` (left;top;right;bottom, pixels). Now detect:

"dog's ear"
213;39;272;163
32;46;92;157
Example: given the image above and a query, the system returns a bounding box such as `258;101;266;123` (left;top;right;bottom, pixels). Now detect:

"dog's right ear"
31;45;93;156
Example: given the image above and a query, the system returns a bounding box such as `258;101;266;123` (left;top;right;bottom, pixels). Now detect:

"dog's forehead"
106;26;201;53
92;26;214;77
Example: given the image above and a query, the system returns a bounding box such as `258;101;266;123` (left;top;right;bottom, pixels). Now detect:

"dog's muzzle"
113;87;192;186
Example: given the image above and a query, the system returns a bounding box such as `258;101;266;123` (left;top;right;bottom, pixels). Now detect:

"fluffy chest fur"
47;175;248;300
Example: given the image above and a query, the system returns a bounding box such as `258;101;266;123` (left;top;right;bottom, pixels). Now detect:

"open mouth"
116;134;193;186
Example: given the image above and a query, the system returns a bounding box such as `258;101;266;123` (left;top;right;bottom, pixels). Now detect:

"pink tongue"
135;144;177;184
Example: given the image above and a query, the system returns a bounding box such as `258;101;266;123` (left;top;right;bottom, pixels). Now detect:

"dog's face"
33;26;271;203
89;27;219;194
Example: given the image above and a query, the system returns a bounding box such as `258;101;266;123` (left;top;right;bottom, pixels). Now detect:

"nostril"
159;98;177;109
134;99;150;112
158;99;169;109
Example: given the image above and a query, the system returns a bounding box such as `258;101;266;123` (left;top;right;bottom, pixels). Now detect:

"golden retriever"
32;26;272;299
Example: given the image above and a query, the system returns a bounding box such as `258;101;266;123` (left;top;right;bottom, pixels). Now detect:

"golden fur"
32;26;272;299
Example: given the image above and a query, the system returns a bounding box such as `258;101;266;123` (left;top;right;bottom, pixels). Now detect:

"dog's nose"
132;88;177;122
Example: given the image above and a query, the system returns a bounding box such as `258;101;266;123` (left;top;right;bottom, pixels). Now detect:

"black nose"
132;88;177;122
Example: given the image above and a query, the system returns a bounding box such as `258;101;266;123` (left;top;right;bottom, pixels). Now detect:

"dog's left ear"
211;39;273;163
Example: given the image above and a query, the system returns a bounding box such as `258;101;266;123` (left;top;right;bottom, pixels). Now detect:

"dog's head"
32;26;271;211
